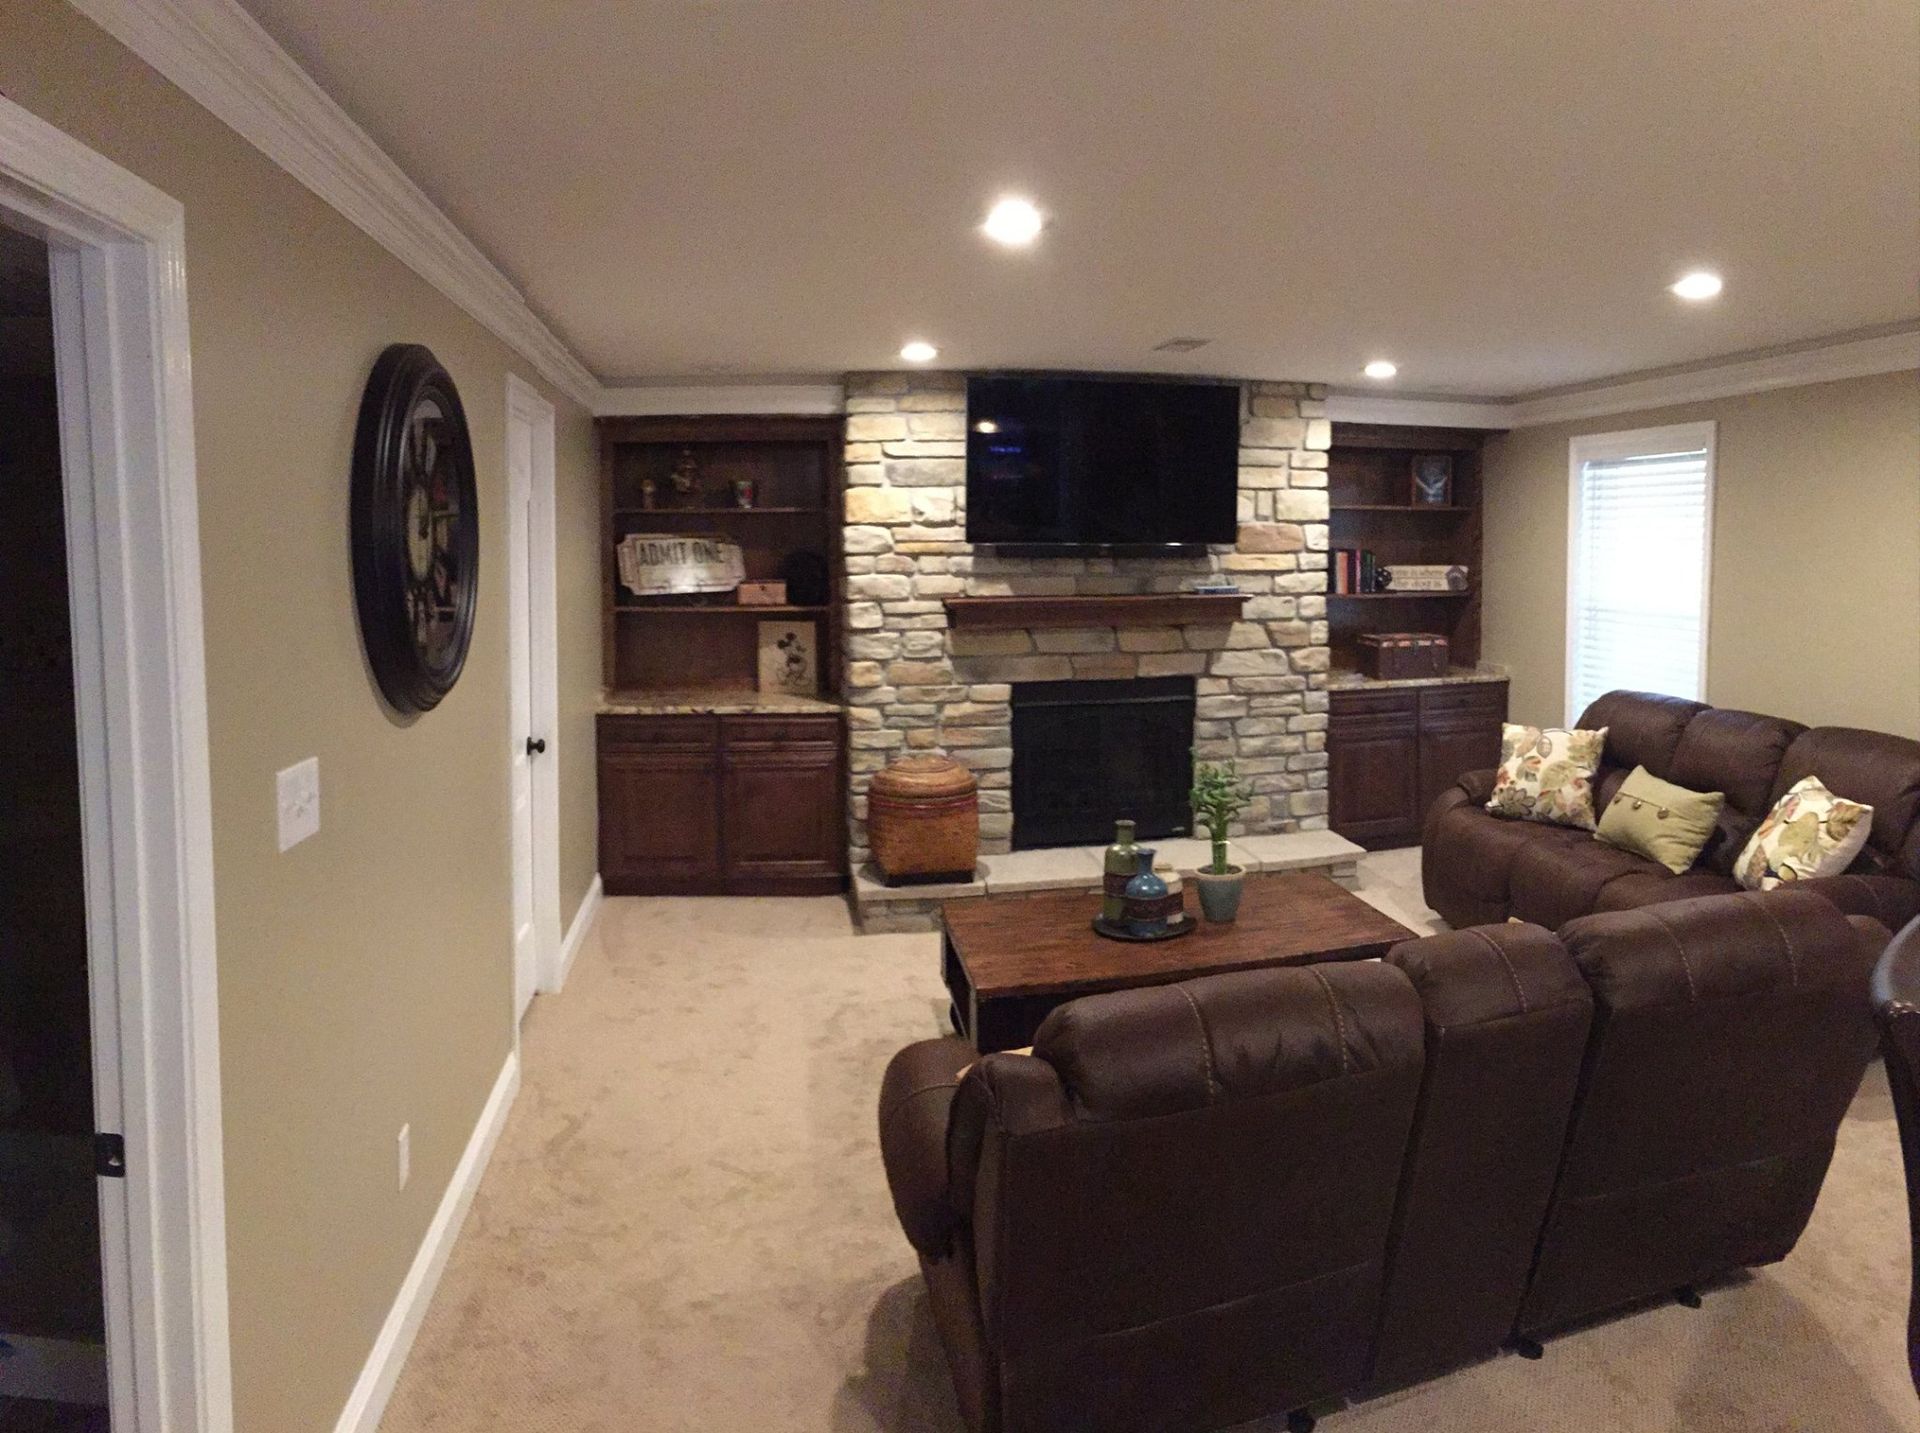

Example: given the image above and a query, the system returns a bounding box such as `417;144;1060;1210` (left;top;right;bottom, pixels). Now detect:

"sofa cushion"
1591;870;1742;912
1670;707;1806;818
1774;727;1920;877
1487;723;1608;830
1423;797;1539;922
1594;766;1724;875
1507;834;1668;930
1576;690;1710;782
1790;873;1920;931
1736;776;1874;891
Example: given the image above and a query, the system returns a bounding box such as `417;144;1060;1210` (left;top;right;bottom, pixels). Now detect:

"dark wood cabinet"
1330;681;1507;849
599;712;846;895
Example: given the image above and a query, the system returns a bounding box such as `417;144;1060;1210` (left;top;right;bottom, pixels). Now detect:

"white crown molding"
1330;326;1920;432
1506;326;1920;427
67;0;600;406
1323;393;1514;429
594;382;847;417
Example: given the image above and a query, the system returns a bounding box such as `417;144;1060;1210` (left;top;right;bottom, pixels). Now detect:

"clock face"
351;346;478;714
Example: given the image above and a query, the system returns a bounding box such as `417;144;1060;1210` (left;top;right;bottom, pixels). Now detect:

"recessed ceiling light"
1362;359;1398;380
899;340;938;363
1152;337;1211;353
1670;270;1724;301
982;196;1045;247
973;419;1000;434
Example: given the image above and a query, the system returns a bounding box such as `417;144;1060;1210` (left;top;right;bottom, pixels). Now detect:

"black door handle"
525;737;547;756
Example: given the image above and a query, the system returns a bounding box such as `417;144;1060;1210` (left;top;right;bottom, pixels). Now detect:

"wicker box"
1356;632;1449;681
868;755;979;884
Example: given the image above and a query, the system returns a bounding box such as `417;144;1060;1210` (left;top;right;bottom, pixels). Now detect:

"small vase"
1102;819;1138;921
1123;849;1173;935
1194;866;1246;924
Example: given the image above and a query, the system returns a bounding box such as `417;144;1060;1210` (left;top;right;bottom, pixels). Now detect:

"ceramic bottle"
1124;849;1172;935
1102;819;1138;921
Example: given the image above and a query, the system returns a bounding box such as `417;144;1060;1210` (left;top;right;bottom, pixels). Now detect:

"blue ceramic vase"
1123;849;1172;935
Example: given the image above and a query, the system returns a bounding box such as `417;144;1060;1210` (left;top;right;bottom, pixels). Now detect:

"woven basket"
869;754;979;884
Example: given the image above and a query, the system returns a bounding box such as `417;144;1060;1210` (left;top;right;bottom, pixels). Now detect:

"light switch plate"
276;758;320;852
396;1124;411;1191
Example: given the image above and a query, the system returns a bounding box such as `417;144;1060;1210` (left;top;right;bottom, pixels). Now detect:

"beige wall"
1484;369;1920;737
1;7;600;1431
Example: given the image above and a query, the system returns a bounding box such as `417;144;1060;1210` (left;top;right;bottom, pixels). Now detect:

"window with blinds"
1565;424;1715;721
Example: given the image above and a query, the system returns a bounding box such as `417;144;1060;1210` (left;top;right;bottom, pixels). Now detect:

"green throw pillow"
1594;766;1725;875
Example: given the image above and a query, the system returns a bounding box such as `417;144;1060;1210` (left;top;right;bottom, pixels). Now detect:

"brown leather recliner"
1423;689;1920;930
880;889;1880;1429
1516;890;1885;1337
1870;915;1920;1397
880;962;1426;1433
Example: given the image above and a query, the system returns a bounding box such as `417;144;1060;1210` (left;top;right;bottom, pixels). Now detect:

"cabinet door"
720;716;846;894
1416;683;1508;816
1329;691;1422;848
598;717;723;894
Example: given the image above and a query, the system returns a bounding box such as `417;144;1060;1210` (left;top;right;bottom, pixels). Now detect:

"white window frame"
1564;421;1717;724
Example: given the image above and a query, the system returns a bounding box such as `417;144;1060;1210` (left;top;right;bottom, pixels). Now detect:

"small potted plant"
1190;756;1254;923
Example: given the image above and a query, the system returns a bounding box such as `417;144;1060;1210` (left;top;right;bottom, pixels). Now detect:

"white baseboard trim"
331;1049;521;1433
548;874;604;993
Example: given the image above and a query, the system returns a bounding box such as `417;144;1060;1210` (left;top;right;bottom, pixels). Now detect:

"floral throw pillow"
1485;723;1609;830
1734;776;1873;891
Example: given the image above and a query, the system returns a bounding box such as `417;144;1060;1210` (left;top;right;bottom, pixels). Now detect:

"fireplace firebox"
1010;677;1196;849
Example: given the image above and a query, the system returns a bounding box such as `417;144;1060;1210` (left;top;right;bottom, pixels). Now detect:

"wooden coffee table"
942;871;1420;1052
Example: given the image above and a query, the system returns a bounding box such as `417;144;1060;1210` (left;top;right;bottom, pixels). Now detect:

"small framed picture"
757;620;818;697
1410;453;1454;506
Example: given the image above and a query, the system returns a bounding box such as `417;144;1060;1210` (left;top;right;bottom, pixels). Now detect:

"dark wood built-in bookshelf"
1327;422;1489;675
595;415;848;896
598;415;844;697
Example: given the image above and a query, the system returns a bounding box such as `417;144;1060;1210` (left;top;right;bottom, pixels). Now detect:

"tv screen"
964;376;1240;550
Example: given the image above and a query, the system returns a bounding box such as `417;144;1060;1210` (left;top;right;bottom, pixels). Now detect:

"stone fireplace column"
841;372;1331;869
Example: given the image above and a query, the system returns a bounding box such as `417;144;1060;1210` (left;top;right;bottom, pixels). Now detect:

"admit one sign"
616;534;746;597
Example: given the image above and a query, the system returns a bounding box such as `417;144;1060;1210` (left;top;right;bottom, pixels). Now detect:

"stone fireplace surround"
841;370;1333;869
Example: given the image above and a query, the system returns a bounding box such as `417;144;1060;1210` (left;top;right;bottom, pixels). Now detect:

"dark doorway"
1010;677;1196;848
0;223;109;1427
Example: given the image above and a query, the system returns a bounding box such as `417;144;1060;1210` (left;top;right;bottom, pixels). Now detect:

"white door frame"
505;374;563;997
0;98;232;1432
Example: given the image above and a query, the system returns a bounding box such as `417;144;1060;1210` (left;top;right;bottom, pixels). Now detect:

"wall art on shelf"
1384;563;1471;593
757;620;819;697
1410;453;1454;505
616;533;745;597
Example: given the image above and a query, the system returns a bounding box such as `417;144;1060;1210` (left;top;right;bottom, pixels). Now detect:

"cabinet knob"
525;737;547;756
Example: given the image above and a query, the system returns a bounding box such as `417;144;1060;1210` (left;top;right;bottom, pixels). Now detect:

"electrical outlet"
397;1124;410;1191
276;758;320;852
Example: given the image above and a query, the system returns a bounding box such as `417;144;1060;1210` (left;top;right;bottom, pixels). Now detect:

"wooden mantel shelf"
943;593;1248;630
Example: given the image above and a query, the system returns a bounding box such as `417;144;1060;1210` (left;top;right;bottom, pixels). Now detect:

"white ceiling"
236;0;1919;398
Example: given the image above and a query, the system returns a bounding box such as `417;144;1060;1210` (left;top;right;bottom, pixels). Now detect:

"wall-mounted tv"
964;375;1240;552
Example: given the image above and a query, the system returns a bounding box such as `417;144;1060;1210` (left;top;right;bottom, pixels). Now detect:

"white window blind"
1566;425;1714;721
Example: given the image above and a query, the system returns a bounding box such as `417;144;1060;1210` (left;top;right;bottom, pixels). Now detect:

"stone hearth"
840;371;1332;868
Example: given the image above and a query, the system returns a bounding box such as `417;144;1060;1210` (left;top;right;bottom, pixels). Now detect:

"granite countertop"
600;689;845;716
1326;665;1510;692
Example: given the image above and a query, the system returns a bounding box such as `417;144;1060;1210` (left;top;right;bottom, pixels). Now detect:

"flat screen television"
964;375;1240;552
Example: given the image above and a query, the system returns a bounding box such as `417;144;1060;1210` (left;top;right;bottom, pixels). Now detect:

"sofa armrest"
1455;767;1497;806
878;1038;975;1258
1794;874;1920;932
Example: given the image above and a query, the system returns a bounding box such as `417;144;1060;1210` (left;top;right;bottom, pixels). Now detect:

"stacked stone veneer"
841;371;1332;866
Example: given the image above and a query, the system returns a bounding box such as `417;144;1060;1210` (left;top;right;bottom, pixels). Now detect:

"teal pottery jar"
1123;849;1175;935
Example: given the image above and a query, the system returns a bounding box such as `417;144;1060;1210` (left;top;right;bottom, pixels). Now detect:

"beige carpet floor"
377;850;1916;1432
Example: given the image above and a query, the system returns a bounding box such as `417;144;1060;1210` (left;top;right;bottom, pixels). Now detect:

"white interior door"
506;412;538;1023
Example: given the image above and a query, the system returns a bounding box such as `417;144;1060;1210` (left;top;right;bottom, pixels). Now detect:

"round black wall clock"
350;343;479;714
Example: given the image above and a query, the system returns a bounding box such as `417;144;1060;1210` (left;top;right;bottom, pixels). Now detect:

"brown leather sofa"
1423;689;1920;932
879;889;1883;1432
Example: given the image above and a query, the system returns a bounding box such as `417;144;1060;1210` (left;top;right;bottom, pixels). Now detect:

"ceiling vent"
1151;337;1211;353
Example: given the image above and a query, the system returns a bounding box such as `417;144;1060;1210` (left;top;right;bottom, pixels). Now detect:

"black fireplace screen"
1010;677;1196;849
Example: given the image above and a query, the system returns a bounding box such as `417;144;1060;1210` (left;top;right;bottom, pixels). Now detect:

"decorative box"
737;581;788;606
868;754;979;884
1356;632;1449;681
